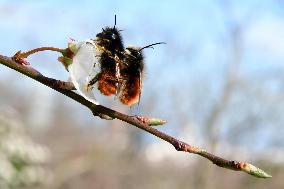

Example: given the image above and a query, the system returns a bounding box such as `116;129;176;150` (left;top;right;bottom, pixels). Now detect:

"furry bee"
119;42;165;106
87;16;165;106
88;16;124;96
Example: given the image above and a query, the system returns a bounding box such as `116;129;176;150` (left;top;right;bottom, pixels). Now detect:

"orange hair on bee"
97;70;117;96
119;75;142;105
96;52;119;96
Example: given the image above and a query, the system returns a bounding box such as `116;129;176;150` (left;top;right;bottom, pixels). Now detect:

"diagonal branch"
0;54;271;178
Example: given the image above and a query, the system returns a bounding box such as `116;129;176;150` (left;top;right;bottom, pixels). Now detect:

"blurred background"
0;0;284;188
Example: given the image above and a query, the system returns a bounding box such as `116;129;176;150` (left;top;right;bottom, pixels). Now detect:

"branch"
0;54;271;178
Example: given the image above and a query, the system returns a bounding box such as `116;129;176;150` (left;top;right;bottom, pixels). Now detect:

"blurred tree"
0;109;50;189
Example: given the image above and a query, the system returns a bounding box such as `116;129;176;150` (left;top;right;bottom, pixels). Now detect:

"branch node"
173;140;186;151
12;51;30;65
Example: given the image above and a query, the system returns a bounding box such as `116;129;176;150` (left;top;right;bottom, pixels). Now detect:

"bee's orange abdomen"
97;71;117;96
119;77;140;106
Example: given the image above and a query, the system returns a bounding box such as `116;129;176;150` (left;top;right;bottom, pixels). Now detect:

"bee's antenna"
140;42;166;51
114;15;117;29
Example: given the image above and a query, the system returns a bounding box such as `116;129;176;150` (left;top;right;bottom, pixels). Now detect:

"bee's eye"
111;34;116;39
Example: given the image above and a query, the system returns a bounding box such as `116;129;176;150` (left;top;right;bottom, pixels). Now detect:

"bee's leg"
115;58;121;96
86;73;101;91
138;73;142;105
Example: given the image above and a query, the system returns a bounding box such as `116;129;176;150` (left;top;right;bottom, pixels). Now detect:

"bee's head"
124;42;166;68
96;27;123;50
95;15;124;51
125;47;143;60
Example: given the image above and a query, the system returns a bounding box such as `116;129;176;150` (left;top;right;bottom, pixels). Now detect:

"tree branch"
0;54;271;178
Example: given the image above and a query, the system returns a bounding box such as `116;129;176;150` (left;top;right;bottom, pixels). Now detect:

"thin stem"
19;47;65;58
0;54;271;178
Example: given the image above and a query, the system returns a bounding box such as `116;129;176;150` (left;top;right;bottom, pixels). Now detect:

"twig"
14;47;65;59
0;54;271;178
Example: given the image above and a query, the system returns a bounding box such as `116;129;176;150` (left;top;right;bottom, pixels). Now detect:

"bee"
119;42;165;106
88;15;124;96
87;16;165;106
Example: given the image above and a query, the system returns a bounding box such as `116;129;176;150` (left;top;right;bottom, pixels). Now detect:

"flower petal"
68;41;100;105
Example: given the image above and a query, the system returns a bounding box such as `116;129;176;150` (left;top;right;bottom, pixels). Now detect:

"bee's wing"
68;41;100;105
